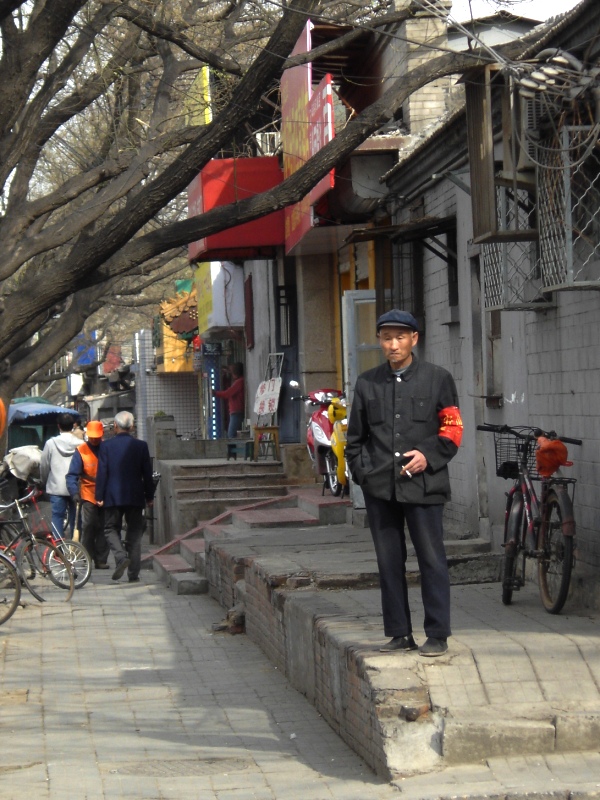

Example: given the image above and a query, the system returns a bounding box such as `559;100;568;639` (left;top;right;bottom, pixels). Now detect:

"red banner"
308;74;335;205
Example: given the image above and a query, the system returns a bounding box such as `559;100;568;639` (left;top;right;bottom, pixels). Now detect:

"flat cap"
376;309;418;332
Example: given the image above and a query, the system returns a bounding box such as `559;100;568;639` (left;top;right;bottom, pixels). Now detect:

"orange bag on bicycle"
535;437;573;477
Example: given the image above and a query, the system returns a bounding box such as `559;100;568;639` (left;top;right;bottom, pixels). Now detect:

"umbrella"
8;402;79;426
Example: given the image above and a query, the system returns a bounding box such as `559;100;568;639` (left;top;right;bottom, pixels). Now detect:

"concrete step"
172;472;290;488
202;522;231;539
176;485;289;501
177;496;287;529
296;490;351;525
171;461;284;478
231;506;320;530
152;553;192;583
180;538;206;574
445;537;491;555
169;572;209;595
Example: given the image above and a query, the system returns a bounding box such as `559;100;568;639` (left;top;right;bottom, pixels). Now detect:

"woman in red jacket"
214;362;245;438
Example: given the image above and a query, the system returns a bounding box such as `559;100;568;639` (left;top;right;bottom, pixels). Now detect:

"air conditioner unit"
516;95;542;172
496;92;541;188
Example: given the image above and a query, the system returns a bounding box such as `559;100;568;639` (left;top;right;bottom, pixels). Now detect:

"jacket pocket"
411;397;433;422
367;398;385;425
423;468;451;498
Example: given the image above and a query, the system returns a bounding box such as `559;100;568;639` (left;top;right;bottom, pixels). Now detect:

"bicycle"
11;483;92;589
0;550;22;625
0;485;75;603
478;423;582;614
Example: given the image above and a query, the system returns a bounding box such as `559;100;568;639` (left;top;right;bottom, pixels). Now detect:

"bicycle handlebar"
477;423;582;446
0;484;40;511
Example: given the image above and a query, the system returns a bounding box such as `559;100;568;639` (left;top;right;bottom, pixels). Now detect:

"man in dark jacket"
95;411;155;582
346;310;463;657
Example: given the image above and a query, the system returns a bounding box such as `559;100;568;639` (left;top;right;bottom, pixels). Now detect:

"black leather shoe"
379;635;418;652
419;637;448;657
95;562;110;570
128;577;140;583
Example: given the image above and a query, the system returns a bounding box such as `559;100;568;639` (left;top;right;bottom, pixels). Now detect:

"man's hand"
73;494;81;505
401;450;428;476
147;500;154;508
97;500;104;507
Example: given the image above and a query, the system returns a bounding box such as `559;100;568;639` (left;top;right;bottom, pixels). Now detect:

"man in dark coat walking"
346;310;463;657
95;411;155;582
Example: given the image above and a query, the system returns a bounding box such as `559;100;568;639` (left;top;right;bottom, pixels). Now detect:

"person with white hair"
95;411;155;582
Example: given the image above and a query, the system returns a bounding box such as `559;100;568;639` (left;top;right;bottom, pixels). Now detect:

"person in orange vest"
66;420;110;569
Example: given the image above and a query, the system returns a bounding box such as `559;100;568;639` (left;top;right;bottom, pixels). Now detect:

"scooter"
290;382;343;495
327;395;349;497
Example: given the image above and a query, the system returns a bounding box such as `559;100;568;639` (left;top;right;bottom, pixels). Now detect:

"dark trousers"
363;493;451;640
104;506;146;580
81;501;110;566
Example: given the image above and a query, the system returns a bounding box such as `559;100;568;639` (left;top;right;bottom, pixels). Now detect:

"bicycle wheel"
538;492;574;614
50;539;92;589
325;452;343;497
502;492;523;605
16;538;74;602
0;553;21;625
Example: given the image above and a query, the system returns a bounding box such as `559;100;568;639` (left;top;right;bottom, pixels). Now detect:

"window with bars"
276;285;295;348
393;241;424;324
538;125;600;291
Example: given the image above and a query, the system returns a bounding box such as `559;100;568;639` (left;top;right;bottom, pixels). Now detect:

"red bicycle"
478;423;582;614
0;484;75;602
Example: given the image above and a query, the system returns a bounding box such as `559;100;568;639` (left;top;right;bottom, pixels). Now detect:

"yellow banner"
185;66;212;127
195;262;213;333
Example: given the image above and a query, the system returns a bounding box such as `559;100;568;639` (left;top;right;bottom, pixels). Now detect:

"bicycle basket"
493;432;539;480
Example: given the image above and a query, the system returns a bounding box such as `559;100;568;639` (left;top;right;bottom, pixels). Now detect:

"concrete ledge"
169;572;209;595
555;712;600;751
442;716;556;764
447;552;502;584
243;565;444;779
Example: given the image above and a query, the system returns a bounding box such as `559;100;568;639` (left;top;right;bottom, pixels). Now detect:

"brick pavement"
2;568;600;798
0;570;399;800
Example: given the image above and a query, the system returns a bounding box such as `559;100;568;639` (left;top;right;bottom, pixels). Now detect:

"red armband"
438;406;463;447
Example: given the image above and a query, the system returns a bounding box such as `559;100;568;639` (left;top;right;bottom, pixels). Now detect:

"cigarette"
401;466;412;478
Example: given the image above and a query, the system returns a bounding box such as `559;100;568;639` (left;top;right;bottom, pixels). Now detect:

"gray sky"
450;0;582;22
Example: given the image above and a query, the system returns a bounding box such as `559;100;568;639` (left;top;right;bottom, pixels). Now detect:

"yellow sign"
195;262;213;333
185;66;212;127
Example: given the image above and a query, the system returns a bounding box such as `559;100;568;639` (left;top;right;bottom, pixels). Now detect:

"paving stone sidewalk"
1;567;599;798
0;569;400;800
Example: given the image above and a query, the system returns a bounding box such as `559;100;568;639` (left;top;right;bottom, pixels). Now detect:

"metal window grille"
277;285;295;348
538;125;600;291
482;185;552;310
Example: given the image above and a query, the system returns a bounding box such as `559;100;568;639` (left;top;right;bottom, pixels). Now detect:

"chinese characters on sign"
253;378;283;417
